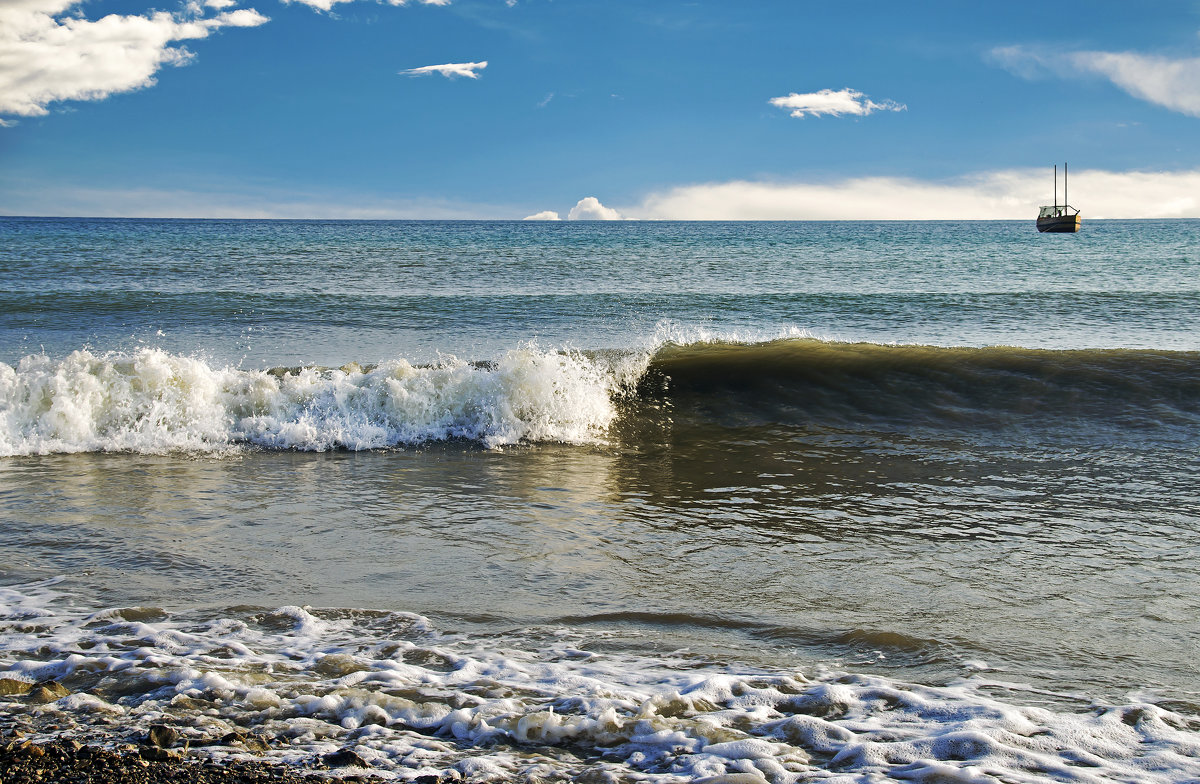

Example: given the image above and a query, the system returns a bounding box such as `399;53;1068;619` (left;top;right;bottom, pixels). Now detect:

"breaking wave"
640;338;1200;431
2;338;1197;456
0;346;635;456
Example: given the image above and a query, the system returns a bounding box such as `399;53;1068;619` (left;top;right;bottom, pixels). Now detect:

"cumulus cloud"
0;0;267;120
991;45;1200;118
523;210;561;220
567;197;624;220
628;168;1200;220
769;88;905;118
400;61;487;79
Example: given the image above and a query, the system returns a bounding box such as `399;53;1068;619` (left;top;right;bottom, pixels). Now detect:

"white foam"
0;346;625;455
3;582;1199;783
646;320;817;351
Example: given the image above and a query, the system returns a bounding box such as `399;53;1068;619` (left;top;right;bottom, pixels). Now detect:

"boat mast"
1054;164;1058;209
1064;162;1068;209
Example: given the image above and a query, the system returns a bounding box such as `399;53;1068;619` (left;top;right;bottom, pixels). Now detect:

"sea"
1;216;1199;783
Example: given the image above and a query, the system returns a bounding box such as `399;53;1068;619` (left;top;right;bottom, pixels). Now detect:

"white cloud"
769;88;905;119
991;45;1200;118
9;168;1200;220
988;45;1051;80
627;168;1200;220
523;210;561;220
400;61;487;79
0;0;268;119
567;197;624;220
1069;51;1200;118
282;0;449;11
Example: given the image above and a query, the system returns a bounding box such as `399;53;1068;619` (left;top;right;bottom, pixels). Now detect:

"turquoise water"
1;217;1199;782
4;219;1199;368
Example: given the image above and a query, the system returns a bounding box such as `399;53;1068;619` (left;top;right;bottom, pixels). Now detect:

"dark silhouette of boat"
1037;163;1081;233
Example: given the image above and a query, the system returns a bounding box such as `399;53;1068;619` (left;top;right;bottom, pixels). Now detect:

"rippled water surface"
1;218;1199;782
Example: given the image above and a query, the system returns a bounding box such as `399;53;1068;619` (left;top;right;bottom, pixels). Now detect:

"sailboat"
1036;163;1081;233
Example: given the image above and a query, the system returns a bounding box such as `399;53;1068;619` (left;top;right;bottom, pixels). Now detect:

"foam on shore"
3;581;1199;783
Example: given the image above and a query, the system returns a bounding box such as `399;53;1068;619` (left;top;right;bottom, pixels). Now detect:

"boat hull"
1036;214;1081;233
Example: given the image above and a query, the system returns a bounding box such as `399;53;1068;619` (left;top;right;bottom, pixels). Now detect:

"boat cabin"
1038;205;1079;220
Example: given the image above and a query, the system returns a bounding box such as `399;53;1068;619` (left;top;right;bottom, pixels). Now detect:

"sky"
2;0;1200;219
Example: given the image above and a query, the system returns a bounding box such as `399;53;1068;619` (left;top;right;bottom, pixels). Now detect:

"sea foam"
0;347;624;455
3;581;1199;783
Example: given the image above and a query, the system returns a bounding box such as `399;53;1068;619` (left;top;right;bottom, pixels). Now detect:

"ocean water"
1;216;1199;783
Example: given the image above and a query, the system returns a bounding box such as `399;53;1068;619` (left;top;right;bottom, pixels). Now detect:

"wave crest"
641;338;1200;431
4;337;1197;455
0;347;622;455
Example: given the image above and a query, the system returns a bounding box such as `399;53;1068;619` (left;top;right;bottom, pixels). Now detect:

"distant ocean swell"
2;339;1197;456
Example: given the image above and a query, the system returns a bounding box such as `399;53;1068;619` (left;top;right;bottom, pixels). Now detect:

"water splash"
0;346;622;455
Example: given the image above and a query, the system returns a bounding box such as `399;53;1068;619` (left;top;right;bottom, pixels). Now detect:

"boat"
1036;163;1081;233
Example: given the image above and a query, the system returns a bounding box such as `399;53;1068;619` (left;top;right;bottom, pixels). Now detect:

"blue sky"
3;0;1200;218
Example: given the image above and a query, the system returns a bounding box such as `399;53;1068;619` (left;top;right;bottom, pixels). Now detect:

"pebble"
322;748;369;769
146;725;179;749
27;681;71;705
0;729;467;784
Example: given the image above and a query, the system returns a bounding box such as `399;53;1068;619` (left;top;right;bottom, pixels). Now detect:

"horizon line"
1;214;1189;222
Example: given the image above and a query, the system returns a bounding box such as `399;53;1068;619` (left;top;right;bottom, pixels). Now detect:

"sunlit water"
1;218;1199;783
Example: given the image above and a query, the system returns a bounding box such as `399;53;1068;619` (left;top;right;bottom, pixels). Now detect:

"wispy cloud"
567;197;624;220
0;179;515;219
626;168;1200;220
523;210;561;221
769;88;906;119
988;45;1051;80
0;0;267;120
9;168;1200;220
991;45;1200;118
400;61;488;79
282;0;449;12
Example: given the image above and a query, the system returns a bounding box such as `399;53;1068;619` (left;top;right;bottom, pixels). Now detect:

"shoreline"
0;736;340;784
0;697;423;784
0;730;428;784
